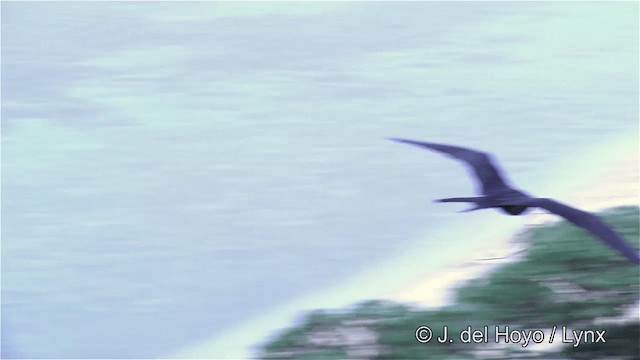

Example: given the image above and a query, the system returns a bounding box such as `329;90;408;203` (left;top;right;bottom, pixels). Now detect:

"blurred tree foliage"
260;206;640;359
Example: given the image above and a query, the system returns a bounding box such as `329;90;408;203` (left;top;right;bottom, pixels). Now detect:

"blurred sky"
2;2;638;359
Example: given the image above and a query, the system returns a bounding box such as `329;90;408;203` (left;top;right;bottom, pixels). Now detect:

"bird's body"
390;138;640;265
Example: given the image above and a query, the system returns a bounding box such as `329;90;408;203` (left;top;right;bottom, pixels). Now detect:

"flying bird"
389;138;640;265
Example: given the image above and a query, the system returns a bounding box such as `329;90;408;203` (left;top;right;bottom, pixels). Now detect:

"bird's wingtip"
387;137;409;143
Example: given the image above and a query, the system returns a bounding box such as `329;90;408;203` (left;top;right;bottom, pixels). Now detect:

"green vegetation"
260;206;640;359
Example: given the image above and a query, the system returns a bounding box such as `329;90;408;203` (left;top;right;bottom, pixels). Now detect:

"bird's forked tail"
434;197;491;212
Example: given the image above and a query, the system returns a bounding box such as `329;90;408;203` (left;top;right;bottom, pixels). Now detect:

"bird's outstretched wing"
525;198;640;264
389;138;511;195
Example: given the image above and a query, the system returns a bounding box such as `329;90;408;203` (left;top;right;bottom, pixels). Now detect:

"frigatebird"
390;138;640;265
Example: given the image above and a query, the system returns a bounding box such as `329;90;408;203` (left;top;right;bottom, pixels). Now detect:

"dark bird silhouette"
389;138;640;265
